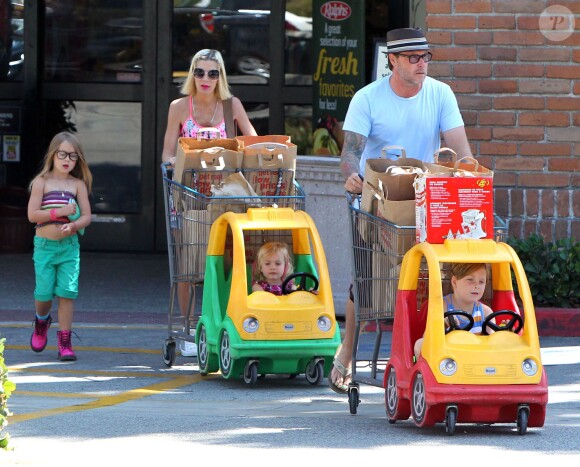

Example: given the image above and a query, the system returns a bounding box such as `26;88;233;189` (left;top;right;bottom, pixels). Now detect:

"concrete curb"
535;308;580;337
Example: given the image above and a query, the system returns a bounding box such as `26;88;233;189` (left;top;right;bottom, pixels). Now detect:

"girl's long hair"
31;132;93;193
253;242;293;283
180;49;232;100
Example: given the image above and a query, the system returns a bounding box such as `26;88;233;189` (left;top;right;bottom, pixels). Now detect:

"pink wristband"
50;208;57;221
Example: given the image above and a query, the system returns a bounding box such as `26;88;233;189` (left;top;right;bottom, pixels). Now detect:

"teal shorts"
33;235;80;301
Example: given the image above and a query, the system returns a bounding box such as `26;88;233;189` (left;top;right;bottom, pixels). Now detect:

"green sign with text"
312;1;365;155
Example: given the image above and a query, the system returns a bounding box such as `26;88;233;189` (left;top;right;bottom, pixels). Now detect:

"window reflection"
173;1;271;86
285;0;312;85
59;101;142;213
172;1;312;86
284;105;312;155
0;1;24;82
44;1;143;83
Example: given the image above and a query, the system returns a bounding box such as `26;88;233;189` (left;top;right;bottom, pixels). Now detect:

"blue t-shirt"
343;75;465;172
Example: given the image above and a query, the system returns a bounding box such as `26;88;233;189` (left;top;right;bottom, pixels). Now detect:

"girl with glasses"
27;131;93;361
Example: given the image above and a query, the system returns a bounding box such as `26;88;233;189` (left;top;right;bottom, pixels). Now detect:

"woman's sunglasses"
193;68;220;80
55;150;79;161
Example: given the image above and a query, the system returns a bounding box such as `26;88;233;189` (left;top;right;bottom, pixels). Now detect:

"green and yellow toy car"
196;207;341;385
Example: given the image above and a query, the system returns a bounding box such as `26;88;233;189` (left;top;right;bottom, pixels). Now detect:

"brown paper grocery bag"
236;135;292;147
361;146;425;214
425;148;493;177
180;209;211;276
207;171;261;221
374;180;417;228
240;136;297;196
173;137;243;191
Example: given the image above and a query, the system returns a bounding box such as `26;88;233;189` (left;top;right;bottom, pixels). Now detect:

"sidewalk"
1;251;577;336
0;252;172;325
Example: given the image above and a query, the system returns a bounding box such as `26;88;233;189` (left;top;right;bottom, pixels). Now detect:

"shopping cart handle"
161;161;173;178
346;173;364;196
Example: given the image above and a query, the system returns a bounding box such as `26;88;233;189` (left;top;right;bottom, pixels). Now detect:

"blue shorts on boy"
33;235;80;301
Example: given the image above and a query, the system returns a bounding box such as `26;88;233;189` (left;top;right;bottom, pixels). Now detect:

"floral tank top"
180;96;227;139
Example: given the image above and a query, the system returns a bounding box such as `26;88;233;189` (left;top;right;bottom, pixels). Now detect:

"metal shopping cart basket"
345;193;507;414
161;162;305;366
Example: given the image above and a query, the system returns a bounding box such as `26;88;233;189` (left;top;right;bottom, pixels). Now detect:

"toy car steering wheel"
481;310;523;335
444;310;474;334
282;272;319;295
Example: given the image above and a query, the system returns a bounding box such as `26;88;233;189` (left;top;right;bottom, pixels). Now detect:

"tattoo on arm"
340;131;367;180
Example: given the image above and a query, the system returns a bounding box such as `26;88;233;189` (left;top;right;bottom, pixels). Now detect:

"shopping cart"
345;193;507;414
160;162;305;366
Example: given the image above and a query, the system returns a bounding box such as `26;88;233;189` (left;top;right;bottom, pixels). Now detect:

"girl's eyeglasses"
193;68;220;80
396;52;433;64
55;150;79;161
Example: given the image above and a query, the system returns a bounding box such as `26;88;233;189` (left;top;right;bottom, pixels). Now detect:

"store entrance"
1;1;318;252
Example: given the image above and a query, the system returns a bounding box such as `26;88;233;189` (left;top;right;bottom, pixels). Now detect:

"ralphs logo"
320;1;351;21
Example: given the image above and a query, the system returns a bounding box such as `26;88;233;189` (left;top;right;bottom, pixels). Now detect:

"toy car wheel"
445;406;457;436
517;407;529;435
348;385;360;415
385;367;398;423
243;361;258;385
305;360;324;385
219;331;233;377
411;372;426;425
162;339;176;367
197;325;209;375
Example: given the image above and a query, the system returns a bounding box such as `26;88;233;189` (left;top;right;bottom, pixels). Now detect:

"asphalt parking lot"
1;252;579;466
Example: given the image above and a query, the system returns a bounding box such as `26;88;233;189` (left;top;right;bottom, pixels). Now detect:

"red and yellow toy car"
384;239;548;435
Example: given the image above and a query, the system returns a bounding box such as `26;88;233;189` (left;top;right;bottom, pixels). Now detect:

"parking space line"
6;344;159;354
8;367;183;378
9;373;210;424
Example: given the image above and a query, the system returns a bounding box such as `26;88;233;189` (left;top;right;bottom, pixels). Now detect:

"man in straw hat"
329;28;474;394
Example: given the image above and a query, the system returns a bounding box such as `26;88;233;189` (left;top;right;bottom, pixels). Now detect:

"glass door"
41;0;156;251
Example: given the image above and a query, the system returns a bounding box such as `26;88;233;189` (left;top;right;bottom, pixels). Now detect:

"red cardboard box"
415;174;494;243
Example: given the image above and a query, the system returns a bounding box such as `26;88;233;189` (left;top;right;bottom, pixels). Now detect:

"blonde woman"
162;48;257;165
162;49;256;357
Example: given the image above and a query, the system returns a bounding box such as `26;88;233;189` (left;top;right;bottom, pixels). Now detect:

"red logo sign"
320;1;351;21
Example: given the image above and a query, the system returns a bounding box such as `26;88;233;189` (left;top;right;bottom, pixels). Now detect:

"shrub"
507;234;580;308
1;338;16;450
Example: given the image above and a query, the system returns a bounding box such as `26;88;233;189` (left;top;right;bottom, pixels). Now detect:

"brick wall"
426;0;579;241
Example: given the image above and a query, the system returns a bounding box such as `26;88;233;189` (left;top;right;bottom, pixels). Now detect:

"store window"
0;0;24;82
172;0;273;86
285;0;312;85
44;1;144;83
53;101;142;213
172;1;312;87
285;105;312;155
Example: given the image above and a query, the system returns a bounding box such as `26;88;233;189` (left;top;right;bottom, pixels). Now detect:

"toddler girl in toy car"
252;242;296;296
414;262;495;359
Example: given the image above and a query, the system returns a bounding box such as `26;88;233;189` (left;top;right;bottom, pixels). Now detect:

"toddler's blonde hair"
253;242;293;282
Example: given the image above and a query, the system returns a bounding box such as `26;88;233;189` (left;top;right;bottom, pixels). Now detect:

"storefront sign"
311;1;365;155
373;41;392;81
2;135;20;162
0;107;21;134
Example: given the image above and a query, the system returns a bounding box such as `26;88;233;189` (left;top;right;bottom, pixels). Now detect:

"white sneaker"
180;331;197;357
